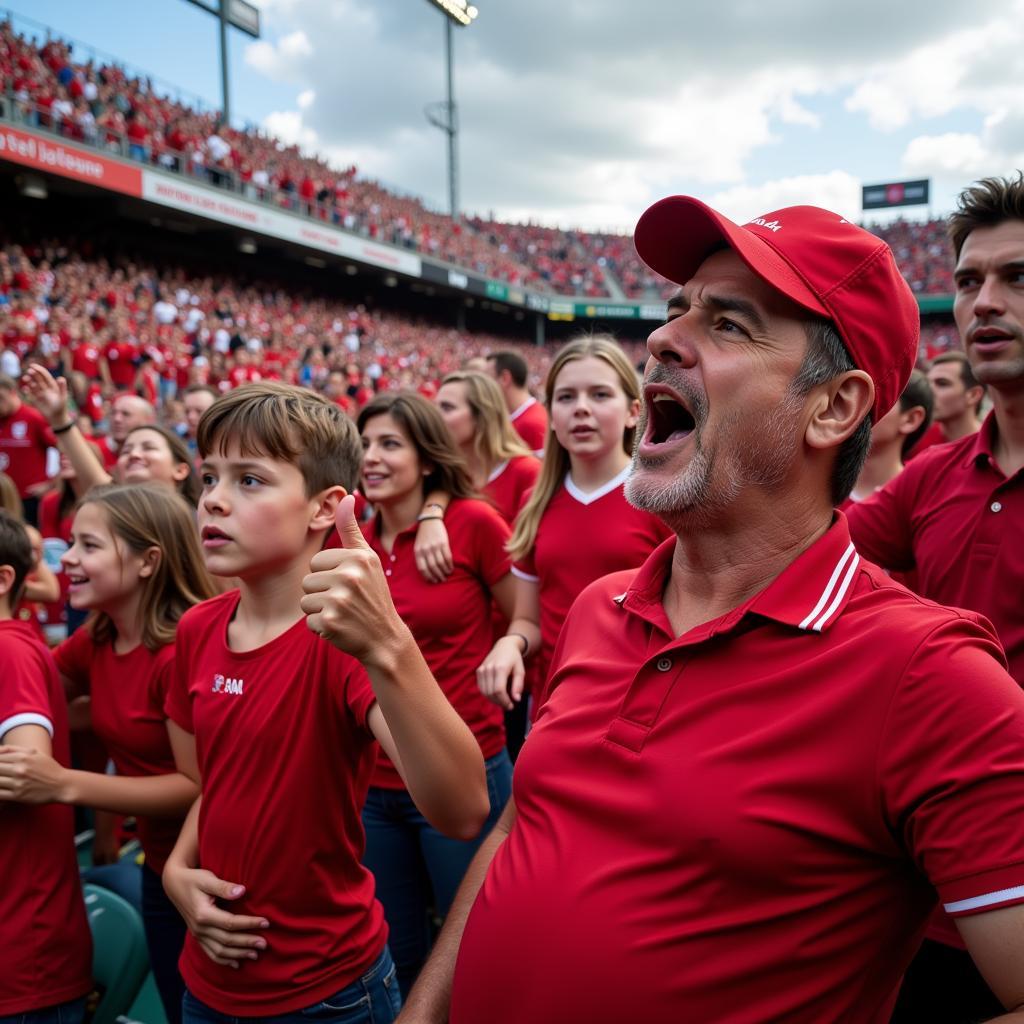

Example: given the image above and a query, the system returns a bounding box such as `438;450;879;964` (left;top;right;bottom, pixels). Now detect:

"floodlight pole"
445;17;457;222
219;3;231;125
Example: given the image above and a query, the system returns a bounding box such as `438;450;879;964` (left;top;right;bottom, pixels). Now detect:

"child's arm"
0;719;198;813
302;495;488;840
477;575;541;711
21;365;111;493
161;729;270;968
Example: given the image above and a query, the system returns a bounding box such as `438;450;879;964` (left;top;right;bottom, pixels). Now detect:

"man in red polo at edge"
846;174;1024;1023
396;198;1024;1024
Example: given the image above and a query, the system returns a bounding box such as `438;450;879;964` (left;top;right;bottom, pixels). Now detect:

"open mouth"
66;573;89;585
644;388;696;448
201;526;232;545
971;326;1015;348
363;473;389;485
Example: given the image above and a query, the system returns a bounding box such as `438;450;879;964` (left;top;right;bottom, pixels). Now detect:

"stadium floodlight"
424;1;479;221
182;0;261;125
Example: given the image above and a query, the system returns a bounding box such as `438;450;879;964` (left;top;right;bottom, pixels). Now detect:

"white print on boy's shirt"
211;673;244;695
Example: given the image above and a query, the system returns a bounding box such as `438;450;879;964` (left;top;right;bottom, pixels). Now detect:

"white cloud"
234;0;1023;228
708;172;863;223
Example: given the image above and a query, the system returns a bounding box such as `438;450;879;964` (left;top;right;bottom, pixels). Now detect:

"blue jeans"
181;947;400;1023
361;749;512;997
0;997;86;1024
142;864;187;1024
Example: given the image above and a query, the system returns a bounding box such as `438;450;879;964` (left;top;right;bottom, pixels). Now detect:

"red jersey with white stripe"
509;397;548;455
482;455;540;524
164;592;385;1015
0;620;92;1015
513;467;671;689
451;515;1024;1024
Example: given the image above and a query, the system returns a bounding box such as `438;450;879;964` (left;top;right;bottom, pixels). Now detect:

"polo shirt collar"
619;514;861;639
963;411;1001;472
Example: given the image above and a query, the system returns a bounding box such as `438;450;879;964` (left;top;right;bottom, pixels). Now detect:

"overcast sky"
23;0;1024;231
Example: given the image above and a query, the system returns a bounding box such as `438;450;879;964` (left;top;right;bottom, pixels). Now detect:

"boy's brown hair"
197;382;363;495
0;509;33;608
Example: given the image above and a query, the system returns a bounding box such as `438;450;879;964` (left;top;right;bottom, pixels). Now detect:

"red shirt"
71;342;103;379
363;498;510;788
95;435;120;470
451;518;1024;1024
482;455;540;524
0;402;56;497
164;592;385;1015
509;396;548;455
513;468;672;688
847;412;1023;685
38;489;74;627
104;340;139;387
56;630;182;873
905;420;946;460
0;620;92;1015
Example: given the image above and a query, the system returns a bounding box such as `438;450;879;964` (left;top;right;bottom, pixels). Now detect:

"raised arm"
21;365;111;493
302;495;488;840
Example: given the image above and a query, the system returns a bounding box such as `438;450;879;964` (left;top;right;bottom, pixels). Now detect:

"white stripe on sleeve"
0;712;54;741
944;885;1024;915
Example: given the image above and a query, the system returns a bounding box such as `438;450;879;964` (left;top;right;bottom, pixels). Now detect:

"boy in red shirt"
162;382;487;1022
0;511;92;1024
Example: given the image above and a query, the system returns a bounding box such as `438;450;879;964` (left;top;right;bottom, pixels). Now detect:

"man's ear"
0;563;15;600
805;370;874;452
966;384;985;412
310;485;348;533
898;405;927;436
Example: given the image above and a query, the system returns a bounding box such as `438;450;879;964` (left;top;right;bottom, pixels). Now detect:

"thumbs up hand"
301;495;407;666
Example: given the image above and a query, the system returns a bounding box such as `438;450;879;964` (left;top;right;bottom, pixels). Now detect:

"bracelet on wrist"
416;514;444;522
52;420;76;435
506;631;530;657
421;502;446;515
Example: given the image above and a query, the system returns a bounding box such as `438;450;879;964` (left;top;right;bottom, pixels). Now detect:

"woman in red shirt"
0;483;216;1024
356;392;517;998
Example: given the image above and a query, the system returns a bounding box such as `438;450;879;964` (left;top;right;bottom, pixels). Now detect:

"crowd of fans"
1;18;961;303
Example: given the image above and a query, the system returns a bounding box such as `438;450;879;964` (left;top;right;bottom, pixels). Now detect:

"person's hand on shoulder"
414;516;454;584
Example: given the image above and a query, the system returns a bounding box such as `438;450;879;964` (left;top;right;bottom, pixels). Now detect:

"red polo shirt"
450;516;1024;1024
847;411;1023;685
0;402;56;498
363;498;511;788
509;397;548;455
164;592;385;1015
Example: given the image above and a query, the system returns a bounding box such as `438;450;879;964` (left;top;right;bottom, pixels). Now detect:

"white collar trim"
564;465;630;506
510;396;537;421
487;460;510;484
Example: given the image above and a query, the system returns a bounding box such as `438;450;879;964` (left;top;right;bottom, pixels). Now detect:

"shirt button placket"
656;656;673;673
990;501;1003;513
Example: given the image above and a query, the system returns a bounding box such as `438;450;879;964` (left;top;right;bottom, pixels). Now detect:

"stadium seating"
83;883;151;1024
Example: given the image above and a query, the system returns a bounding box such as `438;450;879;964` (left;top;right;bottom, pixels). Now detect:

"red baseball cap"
633;197;920;422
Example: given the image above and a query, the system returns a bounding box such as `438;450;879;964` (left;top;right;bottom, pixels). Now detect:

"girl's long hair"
82;483;216;651
508;335;640;561
439;371;532;472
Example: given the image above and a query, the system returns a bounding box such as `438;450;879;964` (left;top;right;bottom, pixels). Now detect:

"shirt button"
390;554;396;561
656;657;673;672
385;569;392;577
991;501;1003;513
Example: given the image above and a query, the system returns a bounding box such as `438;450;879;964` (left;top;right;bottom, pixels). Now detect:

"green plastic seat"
83;883;151;1024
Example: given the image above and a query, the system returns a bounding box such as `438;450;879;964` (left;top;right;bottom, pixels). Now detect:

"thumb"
335;494;369;549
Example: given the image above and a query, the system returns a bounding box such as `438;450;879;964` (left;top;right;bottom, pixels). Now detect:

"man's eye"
956;276;979;290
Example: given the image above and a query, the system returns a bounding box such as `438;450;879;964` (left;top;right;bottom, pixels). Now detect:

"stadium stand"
0;15;959;304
